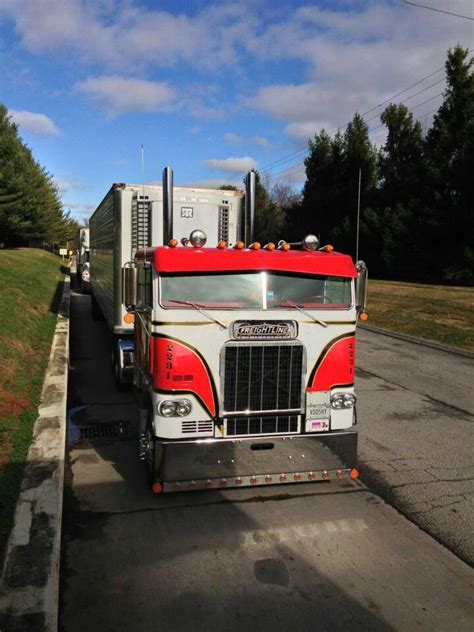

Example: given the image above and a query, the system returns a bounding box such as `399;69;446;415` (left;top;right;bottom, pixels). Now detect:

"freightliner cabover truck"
89;168;244;386
118;168;369;493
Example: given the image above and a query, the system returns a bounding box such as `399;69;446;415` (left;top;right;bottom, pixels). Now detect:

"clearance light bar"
160;467;359;492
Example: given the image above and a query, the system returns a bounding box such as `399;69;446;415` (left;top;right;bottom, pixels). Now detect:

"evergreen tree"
364;104;426;279
425;46;474;281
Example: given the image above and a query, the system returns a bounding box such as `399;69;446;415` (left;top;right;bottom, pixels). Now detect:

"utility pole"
356;168;361;262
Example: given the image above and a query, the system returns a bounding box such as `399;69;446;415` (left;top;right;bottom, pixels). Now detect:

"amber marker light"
319;244;334;252
217;240;227;249
168;239;178;248
220;479;228;487
250;476;257;485
359;312;369;321
265;475;273;483
279;474;287;482
152;483;163;494
294;473;302;481
234;241;245;250
336;470;344;480
350;469;359;479
249;242;261;250
264;242;275;251
206;479;213;488
322;470;329;480
278;242;291;251
124;313;134;324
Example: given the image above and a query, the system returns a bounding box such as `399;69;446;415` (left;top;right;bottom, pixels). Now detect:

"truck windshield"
160;271;352;309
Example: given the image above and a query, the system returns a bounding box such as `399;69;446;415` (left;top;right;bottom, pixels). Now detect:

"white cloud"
203;156;257;174
75;76;176;116
254;136;271;149
224;132;243;145
8;109;59;135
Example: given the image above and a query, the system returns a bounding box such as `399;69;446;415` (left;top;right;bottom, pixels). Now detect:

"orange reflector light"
264;242;275;251
280;474;287;483
217;240;227;249
279;243;290;251
320;244;334;252
234;241;245;250
265;475;273;483
294;473;302;482
168;239;178;248
359;312;369;321
322;470;329;480
350;469;359;479
206;479;213;488
124;313;134;324
308;472;316;481
250;476;257;485
190;481;198;490
152;483;163;494
173;482;182;491
250;242;261;250
220;479;228;487
235;477;243;485
336;470;344;480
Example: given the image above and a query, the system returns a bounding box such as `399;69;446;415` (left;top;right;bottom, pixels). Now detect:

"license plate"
306;391;330;420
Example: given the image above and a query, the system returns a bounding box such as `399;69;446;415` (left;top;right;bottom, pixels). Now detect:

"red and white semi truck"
117;168;369;493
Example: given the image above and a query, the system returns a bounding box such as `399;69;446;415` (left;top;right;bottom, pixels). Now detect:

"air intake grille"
222;342;304;414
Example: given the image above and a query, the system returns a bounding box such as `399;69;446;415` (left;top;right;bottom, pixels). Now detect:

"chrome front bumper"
152;430;357;492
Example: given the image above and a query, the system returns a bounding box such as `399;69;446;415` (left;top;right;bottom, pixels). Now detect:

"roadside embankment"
0;249;66;568
365;279;474;352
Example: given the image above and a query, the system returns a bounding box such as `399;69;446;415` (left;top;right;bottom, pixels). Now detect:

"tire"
91;293;104;321
112;341;130;392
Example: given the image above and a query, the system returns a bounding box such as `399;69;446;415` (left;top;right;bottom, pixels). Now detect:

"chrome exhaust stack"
162;166;174;243
244;170;256;245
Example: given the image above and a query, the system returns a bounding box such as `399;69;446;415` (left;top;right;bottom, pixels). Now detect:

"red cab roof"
139;246;357;278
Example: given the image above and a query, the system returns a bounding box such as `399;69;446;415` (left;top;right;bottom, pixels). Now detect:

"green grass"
366;279;474;352
0;248;65;567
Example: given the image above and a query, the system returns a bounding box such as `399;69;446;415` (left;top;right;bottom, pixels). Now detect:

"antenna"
356;168;361;262
140;144;145;201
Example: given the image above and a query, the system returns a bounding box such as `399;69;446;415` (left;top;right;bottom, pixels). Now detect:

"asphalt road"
60;286;474;631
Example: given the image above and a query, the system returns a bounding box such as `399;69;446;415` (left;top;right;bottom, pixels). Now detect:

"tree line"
254;46;473;284
0;104;77;248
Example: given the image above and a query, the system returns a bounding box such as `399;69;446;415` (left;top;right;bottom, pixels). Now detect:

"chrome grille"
226;415;298;437
222;342;304;414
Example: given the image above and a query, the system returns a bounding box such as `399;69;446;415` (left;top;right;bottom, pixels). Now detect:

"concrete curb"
359;323;474;359
0;276;70;631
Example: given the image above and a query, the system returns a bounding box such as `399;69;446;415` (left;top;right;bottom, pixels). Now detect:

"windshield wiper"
285;300;328;328
166;299;227;329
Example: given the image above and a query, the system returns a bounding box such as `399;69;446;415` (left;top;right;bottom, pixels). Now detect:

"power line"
403;1;474;20
260;66;446;176
267;89;445;180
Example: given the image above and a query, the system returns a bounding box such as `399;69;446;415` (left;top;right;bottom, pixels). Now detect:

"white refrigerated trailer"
89;168;247;385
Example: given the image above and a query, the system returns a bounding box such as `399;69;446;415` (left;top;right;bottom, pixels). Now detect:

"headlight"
158;400;177;417
157;399;192;417
176;400;192;416
331;392;356;409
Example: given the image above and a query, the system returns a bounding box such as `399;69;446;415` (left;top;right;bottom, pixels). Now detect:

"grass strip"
0;248;65;568
366;279;474;352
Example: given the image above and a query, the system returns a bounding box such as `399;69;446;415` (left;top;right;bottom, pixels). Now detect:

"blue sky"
0;0;472;222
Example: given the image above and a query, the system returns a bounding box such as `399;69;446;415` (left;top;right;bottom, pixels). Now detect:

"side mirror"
355;260;368;311
122;265;137;308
